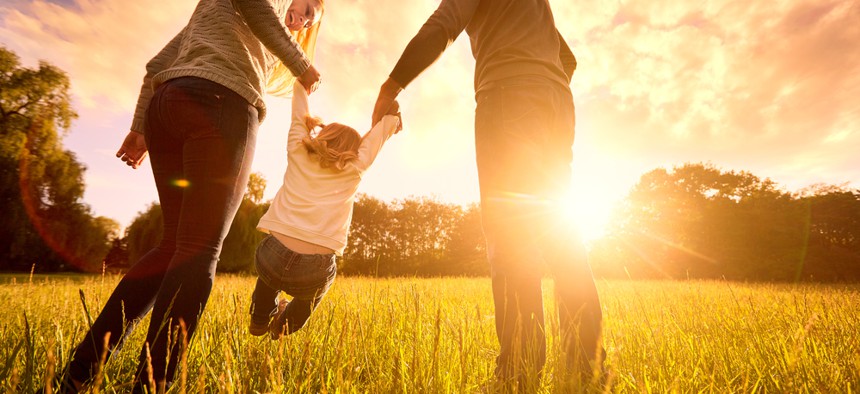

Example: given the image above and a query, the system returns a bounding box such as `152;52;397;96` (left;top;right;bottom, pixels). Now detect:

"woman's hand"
297;64;321;94
116;131;148;169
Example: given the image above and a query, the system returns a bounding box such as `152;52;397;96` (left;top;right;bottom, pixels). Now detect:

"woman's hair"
302;116;361;170
266;0;325;97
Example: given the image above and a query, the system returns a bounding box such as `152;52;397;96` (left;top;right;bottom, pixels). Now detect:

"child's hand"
387;100;403;133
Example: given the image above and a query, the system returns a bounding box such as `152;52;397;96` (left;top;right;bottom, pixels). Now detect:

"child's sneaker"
249;315;271;336
268;298;290;340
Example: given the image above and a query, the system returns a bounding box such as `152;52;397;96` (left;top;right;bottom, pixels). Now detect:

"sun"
560;188;617;243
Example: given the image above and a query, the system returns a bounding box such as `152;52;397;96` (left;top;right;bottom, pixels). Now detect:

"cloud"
554;0;860;189
0;0;196;111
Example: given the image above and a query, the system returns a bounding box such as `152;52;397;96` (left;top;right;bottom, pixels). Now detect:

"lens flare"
173;179;190;188
17;148;87;270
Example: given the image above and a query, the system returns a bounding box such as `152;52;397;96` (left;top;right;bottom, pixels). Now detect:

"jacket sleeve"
129;27;186;134
557;30;577;83
234;0;311;77
389;0;481;89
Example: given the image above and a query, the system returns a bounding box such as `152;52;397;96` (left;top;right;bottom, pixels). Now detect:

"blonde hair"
266;0;326;97
302;116;361;170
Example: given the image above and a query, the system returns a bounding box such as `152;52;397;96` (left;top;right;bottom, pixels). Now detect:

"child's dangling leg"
268;295;322;339
249;277;279;336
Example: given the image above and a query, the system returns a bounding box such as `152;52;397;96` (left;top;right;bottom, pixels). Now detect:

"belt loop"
288;248;301;268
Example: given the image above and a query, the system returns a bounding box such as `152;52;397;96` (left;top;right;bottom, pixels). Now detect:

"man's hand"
116;131;148;169
372;77;403;127
297;64;321;94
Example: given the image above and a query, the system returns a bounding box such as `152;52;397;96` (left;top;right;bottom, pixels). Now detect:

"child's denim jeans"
250;234;337;334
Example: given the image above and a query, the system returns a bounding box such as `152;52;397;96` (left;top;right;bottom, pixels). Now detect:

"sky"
1;0;858;239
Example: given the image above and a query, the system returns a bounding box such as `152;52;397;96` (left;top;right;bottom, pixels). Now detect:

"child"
249;81;402;338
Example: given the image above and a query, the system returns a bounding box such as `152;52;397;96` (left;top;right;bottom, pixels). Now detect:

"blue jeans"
250;235;337;334
68;77;258;390
475;79;603;375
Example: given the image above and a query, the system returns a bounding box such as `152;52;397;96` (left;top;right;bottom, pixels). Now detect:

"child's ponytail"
305;115;325;132
302;115;361;170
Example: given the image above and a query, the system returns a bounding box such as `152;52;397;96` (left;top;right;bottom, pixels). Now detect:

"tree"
103;235;130;271
125;203;164;267
443;203;488;276
0;46;115;272
220;172;269;272
342;194;393;275
388;197;464;275
220;195;268;273
245;172;266;204
794;184;860;280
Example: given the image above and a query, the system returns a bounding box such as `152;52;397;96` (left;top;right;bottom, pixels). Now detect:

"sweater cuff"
130;118;146;134
286;56;311;78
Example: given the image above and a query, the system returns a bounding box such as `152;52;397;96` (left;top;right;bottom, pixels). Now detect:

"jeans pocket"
163;81;225;140
283;255;336;300
255;236;287;288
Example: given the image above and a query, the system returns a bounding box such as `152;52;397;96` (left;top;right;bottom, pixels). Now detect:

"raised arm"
291;80;310;125
372;0;480;125
389;0;479;88
233;0;319;89
234;0;309;76
356;114;401;172
287;80;311;150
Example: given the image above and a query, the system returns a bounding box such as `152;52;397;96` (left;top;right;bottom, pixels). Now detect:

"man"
372;0;603;383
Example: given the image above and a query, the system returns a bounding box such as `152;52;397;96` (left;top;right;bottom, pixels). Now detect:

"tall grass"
1;274;858;392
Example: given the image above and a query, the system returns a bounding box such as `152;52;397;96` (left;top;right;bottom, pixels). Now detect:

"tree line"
109;163;858;281
112;180;489;277
2;47;858;281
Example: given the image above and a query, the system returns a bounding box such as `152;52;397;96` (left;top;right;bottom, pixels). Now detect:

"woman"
57;0;326;392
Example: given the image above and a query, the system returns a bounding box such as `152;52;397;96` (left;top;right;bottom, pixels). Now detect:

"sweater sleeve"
389;0;480;89
129;27;186;134
234;0;311;77
287;81;310;150
557;30;577;83
355;115;400;172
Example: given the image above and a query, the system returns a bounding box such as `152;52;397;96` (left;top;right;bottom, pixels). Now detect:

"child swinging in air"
249;81;402;338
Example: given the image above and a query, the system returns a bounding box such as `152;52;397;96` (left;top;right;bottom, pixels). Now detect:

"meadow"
1;274;858;393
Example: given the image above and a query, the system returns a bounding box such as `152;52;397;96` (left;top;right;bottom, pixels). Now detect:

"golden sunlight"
564;188;615;243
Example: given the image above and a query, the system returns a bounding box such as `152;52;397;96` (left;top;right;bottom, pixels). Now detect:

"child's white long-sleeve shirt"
257;83;401;255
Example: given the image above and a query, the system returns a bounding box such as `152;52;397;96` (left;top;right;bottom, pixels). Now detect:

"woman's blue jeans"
475;80;603;377
68;77;258;390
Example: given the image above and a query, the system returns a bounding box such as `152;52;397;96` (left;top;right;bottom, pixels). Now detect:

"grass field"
1;274;858;393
